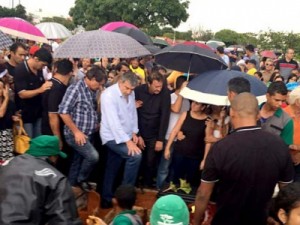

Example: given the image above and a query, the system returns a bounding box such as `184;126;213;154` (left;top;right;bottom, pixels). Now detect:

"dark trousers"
171;151;201;187
140;138;162;187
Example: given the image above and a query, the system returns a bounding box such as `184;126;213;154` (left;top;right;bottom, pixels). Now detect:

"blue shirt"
58;79;98;136
100;83;138;145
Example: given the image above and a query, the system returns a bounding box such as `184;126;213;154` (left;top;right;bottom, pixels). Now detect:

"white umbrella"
35;22;72;39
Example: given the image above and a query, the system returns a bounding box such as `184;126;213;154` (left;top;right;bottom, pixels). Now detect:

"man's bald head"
231;93;259;119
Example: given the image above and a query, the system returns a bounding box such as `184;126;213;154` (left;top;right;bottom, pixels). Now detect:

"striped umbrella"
0;30;13;50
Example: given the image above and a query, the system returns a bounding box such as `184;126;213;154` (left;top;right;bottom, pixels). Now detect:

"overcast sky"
2;0;300;33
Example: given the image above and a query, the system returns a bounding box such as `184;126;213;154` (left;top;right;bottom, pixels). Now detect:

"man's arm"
18;81;53;99
49;113;63;148
194;182;215;225
158;90;171;141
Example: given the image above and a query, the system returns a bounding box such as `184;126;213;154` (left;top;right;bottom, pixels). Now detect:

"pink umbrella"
260;50;277;59
182;41;213;51
0;17;48;43
100;21;138;31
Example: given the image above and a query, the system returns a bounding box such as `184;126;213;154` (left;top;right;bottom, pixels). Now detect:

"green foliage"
69;0;189;30
40;16;76;30
214;29;240;46
0;4;32;22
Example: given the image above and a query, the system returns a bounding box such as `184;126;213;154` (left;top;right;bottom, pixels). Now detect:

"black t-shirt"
202;126;294;225
14;61;45;123
5;62;16;77
41;77;67;135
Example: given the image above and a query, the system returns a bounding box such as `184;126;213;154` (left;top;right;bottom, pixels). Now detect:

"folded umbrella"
53;29;150;59
0;17;47;43
154;44;228;75
0;30;13;50
180;70;267;106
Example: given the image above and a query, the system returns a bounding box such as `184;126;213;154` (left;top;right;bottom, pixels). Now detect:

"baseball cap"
26;135;67;158
29;45;40;56
150;195;189;225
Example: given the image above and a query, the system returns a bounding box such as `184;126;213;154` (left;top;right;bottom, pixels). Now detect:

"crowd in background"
0;40;300;225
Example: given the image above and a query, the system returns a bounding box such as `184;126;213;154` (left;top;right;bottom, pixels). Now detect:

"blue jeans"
65;134;99;186
156;140;172;189
24;118;42;138
102;140;142;202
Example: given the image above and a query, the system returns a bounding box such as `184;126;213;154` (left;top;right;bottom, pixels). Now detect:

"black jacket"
0;154;82;225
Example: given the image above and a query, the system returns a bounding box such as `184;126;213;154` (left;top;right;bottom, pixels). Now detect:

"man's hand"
74;130;87;146
155;141;163;151
126;140;141;156
86;215;107;225
177;131;185;141
135;100;143;108
39;81;53;93
132;133;139;144
137;136;146;150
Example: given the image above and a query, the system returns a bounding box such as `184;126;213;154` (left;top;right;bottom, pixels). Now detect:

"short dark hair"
287;74;298;83
147;71;164;84
175;75;187;90
115;62;129;72
270;183;300;224
114;184;136;210
56;59;73;75
227;77;251;94
33;48;53;65
267;81;288;96
86;65;106;82
245;44;255;52
216;46;224;54
9;42;27;53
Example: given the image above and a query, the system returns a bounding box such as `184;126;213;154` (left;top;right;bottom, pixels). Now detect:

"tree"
40;16;76;30
214;29;240;46
0;4;30;21
69;0;189;30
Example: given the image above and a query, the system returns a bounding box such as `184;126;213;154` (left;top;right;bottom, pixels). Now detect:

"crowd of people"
0;40;300;225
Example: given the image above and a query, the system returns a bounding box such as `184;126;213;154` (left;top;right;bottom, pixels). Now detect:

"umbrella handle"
187;55;192;81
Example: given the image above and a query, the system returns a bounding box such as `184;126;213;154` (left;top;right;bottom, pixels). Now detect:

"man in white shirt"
100;71;142;208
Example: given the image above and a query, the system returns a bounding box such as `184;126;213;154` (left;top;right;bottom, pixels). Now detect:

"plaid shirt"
58;79;98;136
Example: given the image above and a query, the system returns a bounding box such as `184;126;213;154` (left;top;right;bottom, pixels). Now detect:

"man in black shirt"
194;93;294;225
134;71;170;187
42;59;73;149
14;48;53;138
5;42;27;78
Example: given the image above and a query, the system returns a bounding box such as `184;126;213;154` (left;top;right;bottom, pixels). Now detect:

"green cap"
26;135;67;158
150;194;189;225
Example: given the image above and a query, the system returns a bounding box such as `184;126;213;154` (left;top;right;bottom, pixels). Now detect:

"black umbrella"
112;27;153;45
154;44;228;75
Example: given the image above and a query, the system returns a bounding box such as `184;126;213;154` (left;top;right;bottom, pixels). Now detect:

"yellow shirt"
247;68;257;76
130;65;145;80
